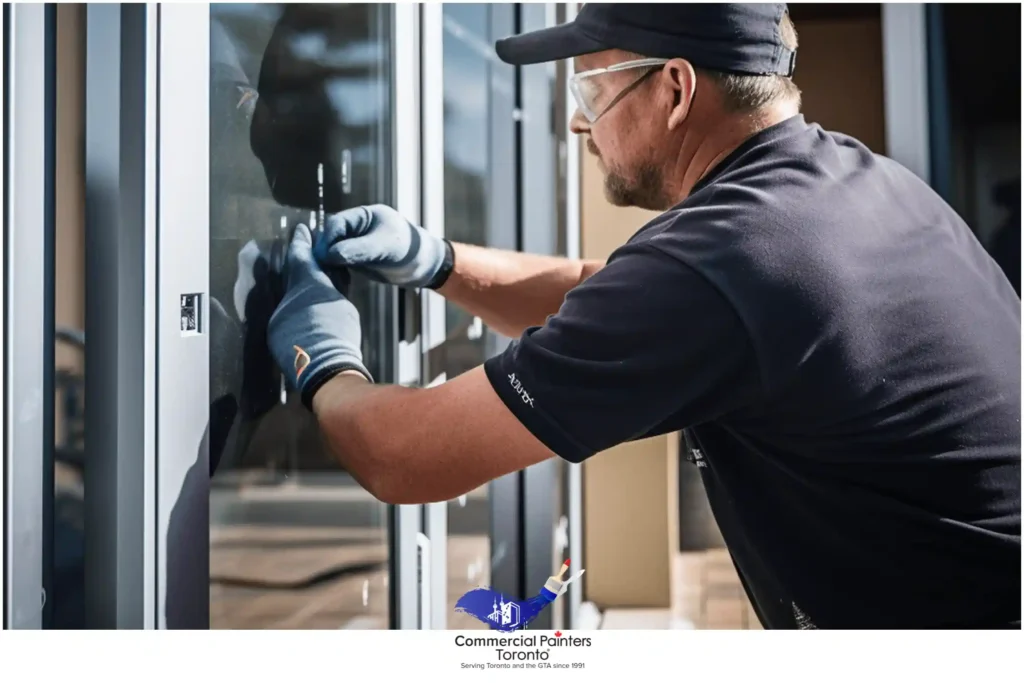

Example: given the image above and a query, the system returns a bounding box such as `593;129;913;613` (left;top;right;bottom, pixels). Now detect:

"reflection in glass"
208;2;393;629
52;3;86;629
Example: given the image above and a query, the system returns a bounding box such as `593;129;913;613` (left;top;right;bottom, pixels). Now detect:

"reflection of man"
266;4;1020;629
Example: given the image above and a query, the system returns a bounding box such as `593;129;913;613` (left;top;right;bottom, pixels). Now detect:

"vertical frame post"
420;0;449;630
84;2;158;630
155;2;209;630
882;4;931;184
393;0;424;630
0;0;6;630
4;1;55;630
561;2;585;629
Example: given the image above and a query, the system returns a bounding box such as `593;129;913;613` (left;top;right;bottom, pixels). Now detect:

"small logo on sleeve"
294;345;311;379
508;372;535;407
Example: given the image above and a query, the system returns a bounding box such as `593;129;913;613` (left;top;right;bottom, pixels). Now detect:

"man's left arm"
310;368;555;504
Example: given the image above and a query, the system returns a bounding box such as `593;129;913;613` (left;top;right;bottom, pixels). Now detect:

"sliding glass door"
206;1;396;632
15;1;580;631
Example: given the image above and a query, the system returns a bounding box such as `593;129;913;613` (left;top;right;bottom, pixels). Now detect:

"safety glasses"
569;58;670;123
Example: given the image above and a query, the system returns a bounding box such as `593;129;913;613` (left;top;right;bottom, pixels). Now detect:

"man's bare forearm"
437;243;604;338
311;368;554;504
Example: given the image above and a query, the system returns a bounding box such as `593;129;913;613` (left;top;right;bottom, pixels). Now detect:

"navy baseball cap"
495;3;796;77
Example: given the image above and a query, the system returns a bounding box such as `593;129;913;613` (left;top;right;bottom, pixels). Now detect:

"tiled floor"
602;549;762;630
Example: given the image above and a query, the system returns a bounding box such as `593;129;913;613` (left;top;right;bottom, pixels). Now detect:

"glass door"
156;2;421;629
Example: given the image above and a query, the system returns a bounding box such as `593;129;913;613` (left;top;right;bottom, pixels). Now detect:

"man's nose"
569;109;590;135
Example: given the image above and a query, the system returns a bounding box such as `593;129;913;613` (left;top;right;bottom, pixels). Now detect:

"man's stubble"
589;138;667;211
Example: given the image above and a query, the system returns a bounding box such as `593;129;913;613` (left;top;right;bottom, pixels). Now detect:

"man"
266;4;1021;628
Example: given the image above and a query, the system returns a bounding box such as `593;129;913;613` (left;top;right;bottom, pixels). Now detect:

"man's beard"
589;139;666;210
604;163;664;210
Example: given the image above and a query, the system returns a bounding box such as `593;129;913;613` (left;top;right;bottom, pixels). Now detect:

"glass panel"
208;2;393;630
442;2;491;378
441;2;516;629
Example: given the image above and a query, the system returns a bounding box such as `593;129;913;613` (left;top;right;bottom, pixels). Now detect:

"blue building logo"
455;559;584;632
487;595;521;630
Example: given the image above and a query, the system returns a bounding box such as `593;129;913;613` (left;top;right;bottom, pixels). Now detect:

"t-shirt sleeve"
483;243;762;463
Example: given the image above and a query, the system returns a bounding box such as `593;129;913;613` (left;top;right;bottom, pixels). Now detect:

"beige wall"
580;150;679;609
793;16;886;154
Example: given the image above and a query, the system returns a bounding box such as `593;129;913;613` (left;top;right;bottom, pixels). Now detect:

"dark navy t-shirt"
484;115;1021;629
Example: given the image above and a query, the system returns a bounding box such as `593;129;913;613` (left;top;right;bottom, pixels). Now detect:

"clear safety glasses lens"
569;58;669;123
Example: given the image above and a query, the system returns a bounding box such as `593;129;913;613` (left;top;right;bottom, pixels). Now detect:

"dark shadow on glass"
165;425;211;630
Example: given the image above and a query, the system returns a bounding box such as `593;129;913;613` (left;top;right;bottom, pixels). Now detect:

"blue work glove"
313;204;454;289
268;224;372;410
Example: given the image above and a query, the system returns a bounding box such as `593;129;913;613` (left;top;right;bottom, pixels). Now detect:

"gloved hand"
268;224;372;410
313;204;454;289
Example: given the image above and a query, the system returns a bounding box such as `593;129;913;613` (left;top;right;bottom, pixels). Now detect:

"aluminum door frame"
3;1;57;630
881;4;931;184
419;1;449;630
82;2;158;630
393;1;426;631
560;2;584;630
0;0;5;629
154;2;209;630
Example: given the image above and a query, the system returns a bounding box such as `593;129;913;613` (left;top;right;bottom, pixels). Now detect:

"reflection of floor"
209;528;492;630
600;550;762;630
447;535;491;631
210;525;390;630
210;534;758;629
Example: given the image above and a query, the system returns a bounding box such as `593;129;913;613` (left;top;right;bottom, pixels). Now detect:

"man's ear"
663;58;698;131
